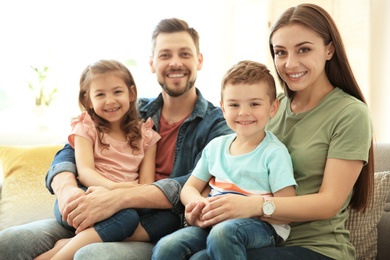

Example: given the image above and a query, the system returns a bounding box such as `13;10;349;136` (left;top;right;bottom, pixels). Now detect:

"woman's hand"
200;194;262;227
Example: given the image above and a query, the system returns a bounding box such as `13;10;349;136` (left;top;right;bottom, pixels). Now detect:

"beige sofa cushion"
0;145;62;230
346;171;390;259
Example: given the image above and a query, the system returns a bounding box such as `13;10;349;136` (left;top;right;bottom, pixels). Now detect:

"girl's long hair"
78;59;142;153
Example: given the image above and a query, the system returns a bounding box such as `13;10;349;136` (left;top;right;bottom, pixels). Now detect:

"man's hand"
64;186;121;234
51;171;85;217
57;186;85;216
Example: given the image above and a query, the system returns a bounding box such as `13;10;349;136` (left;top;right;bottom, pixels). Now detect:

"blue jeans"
0;219;75;260
54;186;141;242
191;246;333;260
0;219;154;260
152;218;277;260
55;200;180;243
53;178;181;242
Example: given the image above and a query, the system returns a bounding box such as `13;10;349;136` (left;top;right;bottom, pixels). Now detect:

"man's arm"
52;171;85;217
45;143;78;193
45;144;84;217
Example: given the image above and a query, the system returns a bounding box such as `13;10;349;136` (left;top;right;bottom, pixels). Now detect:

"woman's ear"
326;41;335;60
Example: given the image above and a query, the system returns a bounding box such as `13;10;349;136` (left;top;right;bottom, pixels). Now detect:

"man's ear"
197;53;204;71
149;57;156;73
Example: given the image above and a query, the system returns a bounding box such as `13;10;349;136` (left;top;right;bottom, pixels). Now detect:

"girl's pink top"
68;111;160;183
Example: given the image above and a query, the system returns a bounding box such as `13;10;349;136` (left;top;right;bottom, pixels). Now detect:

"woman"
185;3;373;260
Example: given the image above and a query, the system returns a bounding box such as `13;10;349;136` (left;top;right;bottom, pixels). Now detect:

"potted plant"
27;65;58;107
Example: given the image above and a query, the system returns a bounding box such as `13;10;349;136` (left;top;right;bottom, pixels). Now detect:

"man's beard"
159;80;196;97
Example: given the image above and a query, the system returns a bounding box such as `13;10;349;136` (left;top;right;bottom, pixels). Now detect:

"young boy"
152;60;297;259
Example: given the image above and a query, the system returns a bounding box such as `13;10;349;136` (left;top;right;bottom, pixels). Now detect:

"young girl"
36;59;160;260
182;4;374;260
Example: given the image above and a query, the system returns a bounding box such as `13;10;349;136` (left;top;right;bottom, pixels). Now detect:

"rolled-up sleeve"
45;144;77;194
152;178;182;214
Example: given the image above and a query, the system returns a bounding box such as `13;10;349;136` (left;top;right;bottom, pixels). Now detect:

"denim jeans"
152;218;277;260
55;202;180;243
94;208;181;243
0;219;155;260
0;219;75;260
54;185;141;242
191;246;333;260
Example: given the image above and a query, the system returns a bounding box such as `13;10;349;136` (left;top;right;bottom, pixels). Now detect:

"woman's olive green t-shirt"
266;87;372;260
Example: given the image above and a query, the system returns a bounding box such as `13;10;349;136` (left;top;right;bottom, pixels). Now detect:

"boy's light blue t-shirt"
191;131;297;241
192;131;297;196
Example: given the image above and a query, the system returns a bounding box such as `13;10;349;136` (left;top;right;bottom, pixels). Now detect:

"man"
0;18;231;260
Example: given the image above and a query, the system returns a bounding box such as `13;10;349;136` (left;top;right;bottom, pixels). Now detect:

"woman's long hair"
269;4;374;212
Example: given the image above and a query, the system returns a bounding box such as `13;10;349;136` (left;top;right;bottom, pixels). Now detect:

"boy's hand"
184;200;210;228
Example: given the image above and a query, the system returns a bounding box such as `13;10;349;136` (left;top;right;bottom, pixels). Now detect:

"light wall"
267;0;389;143
0;0;388;144
370;0;390;143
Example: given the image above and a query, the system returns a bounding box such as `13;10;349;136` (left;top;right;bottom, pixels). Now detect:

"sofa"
0;142;389;259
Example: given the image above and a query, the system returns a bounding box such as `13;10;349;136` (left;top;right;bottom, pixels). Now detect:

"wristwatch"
262;197;275;217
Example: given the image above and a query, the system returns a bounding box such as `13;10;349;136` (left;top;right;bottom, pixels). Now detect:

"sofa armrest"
377;192;390;260
0;145;62;230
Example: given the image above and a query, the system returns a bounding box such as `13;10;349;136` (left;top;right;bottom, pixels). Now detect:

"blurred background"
0;0;388;144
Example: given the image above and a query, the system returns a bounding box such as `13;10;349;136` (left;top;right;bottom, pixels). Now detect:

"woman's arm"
264;158;363;222
200;158;363;226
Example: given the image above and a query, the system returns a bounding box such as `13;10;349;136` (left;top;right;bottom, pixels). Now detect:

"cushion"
346;171;390;259
0;145;63;230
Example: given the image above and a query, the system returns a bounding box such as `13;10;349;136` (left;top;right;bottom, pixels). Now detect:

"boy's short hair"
221;60;276;101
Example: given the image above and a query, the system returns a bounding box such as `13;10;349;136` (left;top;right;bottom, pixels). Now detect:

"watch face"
263;201;275;215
